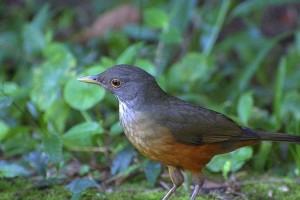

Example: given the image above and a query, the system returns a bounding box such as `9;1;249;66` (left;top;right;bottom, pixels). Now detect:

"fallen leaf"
75;4;140;42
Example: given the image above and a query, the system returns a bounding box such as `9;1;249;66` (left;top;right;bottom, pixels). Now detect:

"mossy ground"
240;179;300;200
1;177;300;200
0;178;71;200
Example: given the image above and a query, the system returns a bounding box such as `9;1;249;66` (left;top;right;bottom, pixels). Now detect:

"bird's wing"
159;98;258;145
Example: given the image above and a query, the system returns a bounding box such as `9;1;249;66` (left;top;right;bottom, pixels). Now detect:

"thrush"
78;64;300;200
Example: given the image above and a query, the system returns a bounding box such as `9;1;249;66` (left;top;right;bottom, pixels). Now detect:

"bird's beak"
77;75;99;85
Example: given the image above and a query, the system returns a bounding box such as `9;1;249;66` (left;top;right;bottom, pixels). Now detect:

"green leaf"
105;31;129;57
32;4;50;30
118;164;140;176
237;92;254;125
206;146;253;173
0;161;30;178
63;122;103;148
168;52;215;90
31;43;76;110
111;147;135;175
134;59;155;74
22;24;46;55
144;8;169;29
116;43;143;64
100;57;115;67
23;151;49;177
222;160;231;179
0;82;18;97
64;79;105;111
168;0;196;31
274;57;286;123
282;91;300;120
0;120;9;142
160;26;182;45
253;141;272;171
296;31;300;53
123;24;158;41
21;4;50;55
0;31;19;62
79;165;90;176
237;32;292;92
144;160;162;186
43;135;62;164
1;127;33;157
110;122;123;136
64;78;105;111
65;65;106;111
231;0;300;18
43;99;70;133
0;97;12;108
203;0;232;56
66;178;99;200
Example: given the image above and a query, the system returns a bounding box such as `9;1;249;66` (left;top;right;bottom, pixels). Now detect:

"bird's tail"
242;127;300;144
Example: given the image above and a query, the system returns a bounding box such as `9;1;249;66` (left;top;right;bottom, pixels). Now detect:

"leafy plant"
66;178;99;200
0;1;300;197
206;147;253;178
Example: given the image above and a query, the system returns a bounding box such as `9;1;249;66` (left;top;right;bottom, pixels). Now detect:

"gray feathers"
95;65;267;146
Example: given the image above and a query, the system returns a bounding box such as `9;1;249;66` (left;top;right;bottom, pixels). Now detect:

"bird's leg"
190;173;204;200
162;166;184;200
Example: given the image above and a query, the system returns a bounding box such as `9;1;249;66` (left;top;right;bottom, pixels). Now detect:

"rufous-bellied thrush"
78;65;300;200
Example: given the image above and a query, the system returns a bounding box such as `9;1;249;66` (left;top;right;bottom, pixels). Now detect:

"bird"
78;64;300;200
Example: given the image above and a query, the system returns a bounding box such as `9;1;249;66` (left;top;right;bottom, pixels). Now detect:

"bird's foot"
190;173;204;200
190;184;201;200
162;185;177;200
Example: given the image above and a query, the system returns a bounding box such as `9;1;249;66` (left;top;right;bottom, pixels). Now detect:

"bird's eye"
110;78;121;88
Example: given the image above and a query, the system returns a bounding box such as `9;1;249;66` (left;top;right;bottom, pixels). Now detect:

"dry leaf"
75;4;140;42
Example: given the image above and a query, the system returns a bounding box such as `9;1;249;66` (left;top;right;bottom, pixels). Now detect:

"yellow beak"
77;75;98;85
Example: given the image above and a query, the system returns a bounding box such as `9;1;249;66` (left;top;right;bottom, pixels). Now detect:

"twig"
68;146;110;153
159;180;171;191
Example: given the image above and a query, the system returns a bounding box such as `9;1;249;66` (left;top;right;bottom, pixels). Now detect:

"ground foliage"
1;0;300;199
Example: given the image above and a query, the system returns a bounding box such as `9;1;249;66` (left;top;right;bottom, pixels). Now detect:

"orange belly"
133;134;258;174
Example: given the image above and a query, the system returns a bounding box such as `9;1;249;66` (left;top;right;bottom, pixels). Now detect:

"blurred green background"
1;0;300;199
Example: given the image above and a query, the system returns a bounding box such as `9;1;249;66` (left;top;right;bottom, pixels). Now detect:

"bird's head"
78;65;162;104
